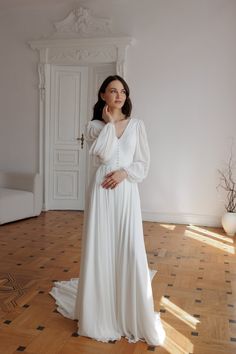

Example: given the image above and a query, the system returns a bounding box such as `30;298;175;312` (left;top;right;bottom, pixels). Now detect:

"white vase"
222;212;236;237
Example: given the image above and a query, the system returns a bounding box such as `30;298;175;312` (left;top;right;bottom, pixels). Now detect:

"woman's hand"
101;169;128;189
102;105;114;123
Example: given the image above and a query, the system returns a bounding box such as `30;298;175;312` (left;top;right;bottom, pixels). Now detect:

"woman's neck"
109;108;126;122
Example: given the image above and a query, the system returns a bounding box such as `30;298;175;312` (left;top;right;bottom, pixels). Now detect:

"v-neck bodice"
84;117;150;183
115;118;132;140
85;118;137;169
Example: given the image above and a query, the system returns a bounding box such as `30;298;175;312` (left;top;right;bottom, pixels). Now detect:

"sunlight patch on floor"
160;297;200;330
160;298;196;353
187;224;234;243
184;229;235;254
161;319;194;354
160;224;176;231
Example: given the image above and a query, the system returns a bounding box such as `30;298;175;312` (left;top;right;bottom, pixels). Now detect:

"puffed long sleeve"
123;120;150;183
84;120;117;163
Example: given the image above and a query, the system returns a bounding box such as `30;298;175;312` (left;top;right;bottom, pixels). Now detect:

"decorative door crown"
29;7;134;77
53;7;111;37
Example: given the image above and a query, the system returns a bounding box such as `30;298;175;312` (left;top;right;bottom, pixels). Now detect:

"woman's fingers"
101;176;118;189
102;105;107;115
102;105;114;123
102;105;108;122
105;172;114;178
102;170;126;189
102;179;114;188
105;105;109;114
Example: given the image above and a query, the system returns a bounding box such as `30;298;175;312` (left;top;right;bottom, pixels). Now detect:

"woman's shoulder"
87;119;105;127
84;119;105;139
86;119;105;132
130;118;146;129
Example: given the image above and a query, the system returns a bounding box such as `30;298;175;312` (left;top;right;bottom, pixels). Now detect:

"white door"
48;65;88;210
47;64;116;210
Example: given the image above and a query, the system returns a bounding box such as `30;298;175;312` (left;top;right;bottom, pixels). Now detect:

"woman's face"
101;80;126;109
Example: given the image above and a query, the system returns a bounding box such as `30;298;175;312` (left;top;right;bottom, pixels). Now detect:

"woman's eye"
109;89;126;94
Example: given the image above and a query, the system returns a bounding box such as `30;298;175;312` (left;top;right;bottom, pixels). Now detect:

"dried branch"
217;141;236;213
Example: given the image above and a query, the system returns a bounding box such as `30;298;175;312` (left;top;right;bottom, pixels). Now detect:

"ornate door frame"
29;7;134;209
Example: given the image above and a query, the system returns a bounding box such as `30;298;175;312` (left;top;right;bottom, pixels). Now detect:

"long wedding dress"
50;118;165;345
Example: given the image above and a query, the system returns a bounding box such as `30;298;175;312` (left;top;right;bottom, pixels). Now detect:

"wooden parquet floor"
0;211;236;354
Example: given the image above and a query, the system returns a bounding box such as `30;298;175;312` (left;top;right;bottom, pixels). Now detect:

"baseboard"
42;205;222;228
141;210;222;227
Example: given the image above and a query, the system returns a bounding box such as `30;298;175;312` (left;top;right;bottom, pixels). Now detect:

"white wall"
0;0;236;226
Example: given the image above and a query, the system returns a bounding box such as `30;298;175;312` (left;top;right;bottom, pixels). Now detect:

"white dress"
50;118;165;346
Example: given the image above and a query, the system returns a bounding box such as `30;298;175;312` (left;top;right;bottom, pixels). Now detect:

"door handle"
76;133;84;149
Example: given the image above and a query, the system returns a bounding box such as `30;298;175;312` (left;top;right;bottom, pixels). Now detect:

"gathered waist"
98;162;129;171
93;163;128;183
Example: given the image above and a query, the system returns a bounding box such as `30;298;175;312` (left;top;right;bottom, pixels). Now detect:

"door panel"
49;65;88;210
48;64;116;210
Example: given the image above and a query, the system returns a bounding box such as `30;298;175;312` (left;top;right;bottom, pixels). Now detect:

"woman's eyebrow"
109;87;125;91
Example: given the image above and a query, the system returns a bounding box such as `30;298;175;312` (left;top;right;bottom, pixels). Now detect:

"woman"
50;75;165;346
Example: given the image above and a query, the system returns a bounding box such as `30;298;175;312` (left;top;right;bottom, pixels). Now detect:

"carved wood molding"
29;7;134;73
53;7;112;37
29;37;133;72
48;47;116;64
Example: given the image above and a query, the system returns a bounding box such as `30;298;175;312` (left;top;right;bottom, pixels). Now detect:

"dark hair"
92;75;132;121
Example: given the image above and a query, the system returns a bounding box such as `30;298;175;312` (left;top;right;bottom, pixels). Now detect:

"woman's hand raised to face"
102;105;115;123
101;169;128;189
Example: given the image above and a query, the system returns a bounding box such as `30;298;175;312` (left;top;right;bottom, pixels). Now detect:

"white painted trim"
29;37;133;78
53;7;112;36
44;64;51;210
29;8;134;210
29;37;134;50
142;210;221;227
